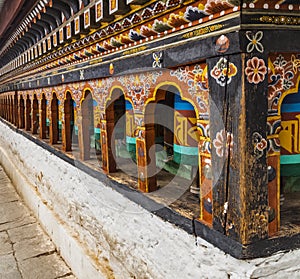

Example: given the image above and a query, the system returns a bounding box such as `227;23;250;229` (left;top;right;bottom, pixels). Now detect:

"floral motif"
213;129;233;158
170;64;209;118
246;31;264;53
291;54;300;74
118;71;162;112
252;132;267;159
268;54;300;115
210;57;238;86
245;57;267;84
152;52;162;68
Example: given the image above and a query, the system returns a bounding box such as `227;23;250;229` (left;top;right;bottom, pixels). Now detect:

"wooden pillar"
39;96;47;139
62;94;73;152
79;93;94;161
50;95;59;144
208;53;269;244
8;96;12;123
18;96;25;129
14;93;19;127
101;106;117;173
25;96;31;131
136;114;157;193
31;97;39;134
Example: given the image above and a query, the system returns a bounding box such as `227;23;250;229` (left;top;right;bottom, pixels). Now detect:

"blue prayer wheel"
173;94;199;166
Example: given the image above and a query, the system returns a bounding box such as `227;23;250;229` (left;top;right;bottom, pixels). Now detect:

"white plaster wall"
0;121;300;279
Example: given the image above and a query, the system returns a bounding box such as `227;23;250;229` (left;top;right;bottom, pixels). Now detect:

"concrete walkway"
0;166;76;279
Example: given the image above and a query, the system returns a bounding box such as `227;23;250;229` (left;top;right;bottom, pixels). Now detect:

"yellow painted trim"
105;85;134;109
267;134;279;139
267;152;281;157
267;115;281;121
80;87;94;105
144;81;200;119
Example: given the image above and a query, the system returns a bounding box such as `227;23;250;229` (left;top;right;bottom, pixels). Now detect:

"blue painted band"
281;103;300;113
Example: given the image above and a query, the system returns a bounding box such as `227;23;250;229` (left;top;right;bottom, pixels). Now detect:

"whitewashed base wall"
0;121;299;279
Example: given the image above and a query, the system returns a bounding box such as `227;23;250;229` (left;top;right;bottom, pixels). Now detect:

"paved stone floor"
0;166;76;279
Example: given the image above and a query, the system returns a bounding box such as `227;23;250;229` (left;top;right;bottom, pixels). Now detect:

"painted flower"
246;31;264;53
273;54;287;68
252;132;267;158
153;52;162;68
291;54;300;74
213;129;233;158
245;57;267;84
222;62;237;78
211;58;237;86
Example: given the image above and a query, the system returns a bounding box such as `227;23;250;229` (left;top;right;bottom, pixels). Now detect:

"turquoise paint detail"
280;154;300;164
126;136;136;144
174;144;198;155
94;128;100;133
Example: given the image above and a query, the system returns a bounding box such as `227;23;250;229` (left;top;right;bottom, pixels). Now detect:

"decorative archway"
80;90;95;160
103;87;126;173
267;53;300;234
141;85;200;198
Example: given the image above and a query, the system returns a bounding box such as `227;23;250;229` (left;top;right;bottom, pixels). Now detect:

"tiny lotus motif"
246;31;264;53
245;57;267;84
213;129;233;158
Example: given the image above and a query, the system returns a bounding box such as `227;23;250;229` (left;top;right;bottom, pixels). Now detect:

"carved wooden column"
49;95;59;144
101;105;117;173
136;113;157;193
25;96;31;131
39;95;47;139
31;96;39;134
13;93;18;126
62;93;73;152
18;95;25;129
208;53;269;245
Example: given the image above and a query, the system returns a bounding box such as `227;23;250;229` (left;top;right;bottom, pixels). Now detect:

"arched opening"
81;90;95;160
40;94;47;139
25;95;31;131
103;88;137;181
32;94;39;134
279;83;300;228
143;86;200;218
19;95;25;128
104;89;125;173
63;91;75;152
50;93;60;144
